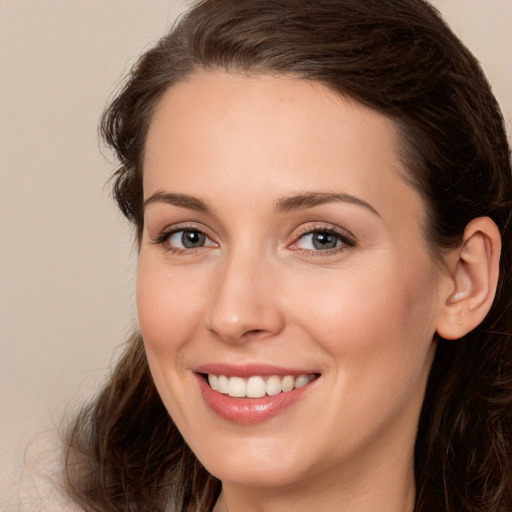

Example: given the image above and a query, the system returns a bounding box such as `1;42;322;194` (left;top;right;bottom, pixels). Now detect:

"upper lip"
195;363;320;378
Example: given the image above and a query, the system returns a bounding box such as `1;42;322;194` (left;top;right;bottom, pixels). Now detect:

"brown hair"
65;1;512;510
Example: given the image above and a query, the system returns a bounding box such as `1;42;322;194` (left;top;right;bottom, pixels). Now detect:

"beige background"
0;0;511;501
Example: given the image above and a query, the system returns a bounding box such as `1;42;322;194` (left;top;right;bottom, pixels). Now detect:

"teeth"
294;375;312;389
218;375;229;394
228;377;246;397
207;373;315;398
266;375;282;396
281;375;295;392
246;376;266;398
208;374;218;391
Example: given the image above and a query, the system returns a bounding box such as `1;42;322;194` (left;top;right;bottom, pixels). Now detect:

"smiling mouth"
205;373;318;398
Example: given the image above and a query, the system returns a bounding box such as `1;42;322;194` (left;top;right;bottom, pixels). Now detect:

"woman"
64;0;512;511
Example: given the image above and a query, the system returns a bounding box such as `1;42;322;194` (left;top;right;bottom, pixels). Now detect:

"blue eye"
294;229;354;251
167;229;216;249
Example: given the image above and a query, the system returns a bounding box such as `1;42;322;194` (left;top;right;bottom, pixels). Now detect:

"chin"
186;428;307;488
202;449;308;489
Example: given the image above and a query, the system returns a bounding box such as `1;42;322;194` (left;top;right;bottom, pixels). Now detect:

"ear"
436;217;501;340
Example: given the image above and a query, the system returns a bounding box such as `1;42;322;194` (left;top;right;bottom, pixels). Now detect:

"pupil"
182;230;205;248
313;232;337;250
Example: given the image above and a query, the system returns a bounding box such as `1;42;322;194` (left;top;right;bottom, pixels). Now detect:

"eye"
165;229;216;250
291;228;355;252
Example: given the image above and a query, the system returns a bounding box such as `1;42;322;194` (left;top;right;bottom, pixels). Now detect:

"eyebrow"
143;190;380;217
274;192;380;217
143;191;211;213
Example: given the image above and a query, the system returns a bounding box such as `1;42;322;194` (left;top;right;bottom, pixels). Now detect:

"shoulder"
2;430;83;512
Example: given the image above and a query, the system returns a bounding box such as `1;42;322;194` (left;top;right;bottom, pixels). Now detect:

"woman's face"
138;73;449;491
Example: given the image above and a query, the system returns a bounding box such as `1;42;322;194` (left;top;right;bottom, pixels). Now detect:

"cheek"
289;260;438;449
289;256;438;384
136;257;207;357
135;256;210;425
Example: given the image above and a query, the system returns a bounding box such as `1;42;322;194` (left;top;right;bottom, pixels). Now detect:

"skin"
137;72;456;512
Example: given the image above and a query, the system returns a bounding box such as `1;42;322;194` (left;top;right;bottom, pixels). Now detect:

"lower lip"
197;375;316;424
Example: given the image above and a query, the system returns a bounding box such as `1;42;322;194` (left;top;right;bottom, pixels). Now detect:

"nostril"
242;329;264;337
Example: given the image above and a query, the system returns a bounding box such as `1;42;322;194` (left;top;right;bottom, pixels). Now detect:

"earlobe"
436;217;501;340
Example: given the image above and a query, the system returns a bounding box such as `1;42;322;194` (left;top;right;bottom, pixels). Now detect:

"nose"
206;252;285;344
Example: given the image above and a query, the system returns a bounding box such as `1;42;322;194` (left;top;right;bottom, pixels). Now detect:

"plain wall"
0;0;510;503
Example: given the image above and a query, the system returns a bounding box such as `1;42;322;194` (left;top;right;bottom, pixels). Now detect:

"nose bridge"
206;243;283;343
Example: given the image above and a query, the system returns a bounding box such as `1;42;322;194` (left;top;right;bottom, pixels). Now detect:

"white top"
1;430;81;512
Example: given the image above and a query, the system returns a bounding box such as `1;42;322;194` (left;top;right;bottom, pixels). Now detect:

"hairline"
136;67;445;262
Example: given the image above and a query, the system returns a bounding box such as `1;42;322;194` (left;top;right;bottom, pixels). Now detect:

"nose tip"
208;313;275;344
206;261;284;344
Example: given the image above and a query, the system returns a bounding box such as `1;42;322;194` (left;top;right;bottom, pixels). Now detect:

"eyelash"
152;223;217;254
152;224;356;255
290;225;356;255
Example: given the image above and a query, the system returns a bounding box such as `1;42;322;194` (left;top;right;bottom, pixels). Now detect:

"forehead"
143;72;425;235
